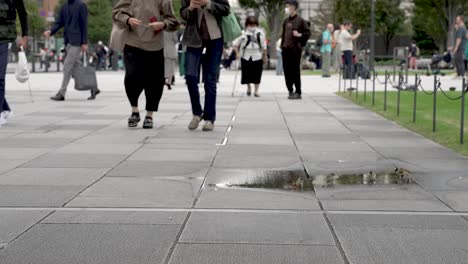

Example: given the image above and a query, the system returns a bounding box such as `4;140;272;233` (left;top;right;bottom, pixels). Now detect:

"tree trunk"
267;9;283;59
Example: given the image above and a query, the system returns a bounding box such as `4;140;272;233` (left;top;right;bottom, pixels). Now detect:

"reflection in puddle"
213;169;412;192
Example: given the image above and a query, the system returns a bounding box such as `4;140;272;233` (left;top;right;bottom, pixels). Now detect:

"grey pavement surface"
1;71;468;263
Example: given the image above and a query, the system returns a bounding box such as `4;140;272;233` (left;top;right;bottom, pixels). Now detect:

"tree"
413;0;468;51
87;0;113;44
239;0;285;58
309;0;338;38
17;0;46;37
375;0;405;53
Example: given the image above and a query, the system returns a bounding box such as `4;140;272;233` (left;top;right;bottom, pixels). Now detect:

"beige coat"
113;0;179;51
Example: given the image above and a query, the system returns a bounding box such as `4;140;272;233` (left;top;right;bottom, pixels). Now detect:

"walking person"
164;31;178;90
281;0;310;100
0;0;28;127
113;0;179;129
452;15;466;79
408;41;419;70
234;16;267;97
332;24;342;73
95;41;107;71
339;22;360;79
180;0;230;131
464;31;468;73
321;24;334;78
45;0;100;100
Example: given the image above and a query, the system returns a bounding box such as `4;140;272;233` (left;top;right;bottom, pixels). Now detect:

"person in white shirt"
234;16;267;97
339;22;361;79
332;24;342;72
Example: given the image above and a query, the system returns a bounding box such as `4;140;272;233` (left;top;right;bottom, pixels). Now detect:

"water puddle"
211;169;412;192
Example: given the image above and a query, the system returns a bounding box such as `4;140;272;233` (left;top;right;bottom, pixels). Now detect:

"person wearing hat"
280;0;310;100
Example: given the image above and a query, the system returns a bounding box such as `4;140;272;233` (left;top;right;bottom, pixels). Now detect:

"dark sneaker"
202;121;214;131
288;93;302;100
322;75;331;78
50;93;65;101
88;89;101;100
188;115;202;130
128;113;141;128
288;92;293;98
143;116;153;129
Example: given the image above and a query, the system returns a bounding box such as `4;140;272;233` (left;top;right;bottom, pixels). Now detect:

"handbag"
110;22;128;52
74;53;98;91
221;10;242;44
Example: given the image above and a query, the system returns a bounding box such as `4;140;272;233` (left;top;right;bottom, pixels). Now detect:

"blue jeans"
0;43;11;112
185;38;223;122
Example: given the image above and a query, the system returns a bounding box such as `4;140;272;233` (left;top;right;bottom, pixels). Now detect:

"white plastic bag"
15;48;30;83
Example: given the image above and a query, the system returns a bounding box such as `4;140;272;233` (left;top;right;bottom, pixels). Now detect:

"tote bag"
74;53;98;91
15;47;30;83
221;10;242;44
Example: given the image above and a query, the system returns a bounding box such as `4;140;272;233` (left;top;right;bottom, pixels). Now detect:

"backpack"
242;31;263;54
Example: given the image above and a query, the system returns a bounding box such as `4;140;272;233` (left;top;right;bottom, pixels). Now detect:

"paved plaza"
0;71;468;263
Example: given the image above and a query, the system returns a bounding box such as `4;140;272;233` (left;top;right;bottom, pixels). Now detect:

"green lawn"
338;90;468;156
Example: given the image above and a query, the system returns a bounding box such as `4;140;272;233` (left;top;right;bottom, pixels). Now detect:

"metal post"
356;74;359;99
373;70;376;106
405;63;409;84
393;49;396;82
397;81;401;116
413;74;418;123
364;75;367;102
433;75;437;132
384;70;388;111
338;68;342;93
461;78;466;144
370;0;376;72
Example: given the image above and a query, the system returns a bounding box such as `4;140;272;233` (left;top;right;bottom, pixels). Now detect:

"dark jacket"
180;0;230;48
51;0;88;46
0;0;28;44
281;14;310;50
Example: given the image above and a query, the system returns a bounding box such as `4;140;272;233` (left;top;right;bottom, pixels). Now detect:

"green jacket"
0;0;28;44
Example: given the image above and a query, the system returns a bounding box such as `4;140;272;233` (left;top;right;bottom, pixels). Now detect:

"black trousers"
282;48;302;95
124;45;165;112
454;51;465;77
343;50;354;79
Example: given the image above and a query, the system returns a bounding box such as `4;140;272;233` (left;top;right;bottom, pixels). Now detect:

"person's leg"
456;52;465;76
292;49;302;95
202;38;223;122
143;49;165;117
58;45;81;96
124;46;145;113
282;49;294;94
185;46;204;118
343;51;352;79
0;43;9;112
322;52;331;76
276;50;283;75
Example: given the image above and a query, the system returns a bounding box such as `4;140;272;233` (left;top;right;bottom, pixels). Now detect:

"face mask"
247;27;256;32
285;7;290;15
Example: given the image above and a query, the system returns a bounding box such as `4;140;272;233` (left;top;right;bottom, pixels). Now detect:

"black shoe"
143;116;153;129
88;89;101;100
322;75;331;78
50;93;65;101
128;113;141;128
288;93;302;100
247;91;252;96
288;92;293;98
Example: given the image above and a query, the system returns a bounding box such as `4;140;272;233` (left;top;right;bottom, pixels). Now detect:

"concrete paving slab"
411;171;468;191
196;187;320;210
0;224;179;264
128;148;216;162
180;212;335;245
22;153;127;168
0;148;51;160
0;168;108;186
334;225;468;264
304;160;395;175
67;177;203;208
0;210;51;243
0;138;72;148
316;185;452;211
0;159;27;174
108;161;210;177
328;214;468;229
169;244;345;264
44;210;187;225
0;185;84;206
434;191;468;211
54;143;141;155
